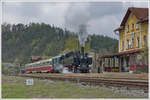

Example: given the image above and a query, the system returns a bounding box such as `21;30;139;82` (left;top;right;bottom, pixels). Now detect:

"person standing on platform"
97;64;100;73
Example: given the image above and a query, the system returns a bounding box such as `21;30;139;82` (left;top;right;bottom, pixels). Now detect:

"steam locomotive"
23;47;92;73
61;47;92;73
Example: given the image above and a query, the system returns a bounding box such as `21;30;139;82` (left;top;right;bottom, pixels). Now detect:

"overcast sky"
2;1;148;39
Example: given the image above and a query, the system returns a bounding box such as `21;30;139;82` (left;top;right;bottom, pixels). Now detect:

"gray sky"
2;1;148;39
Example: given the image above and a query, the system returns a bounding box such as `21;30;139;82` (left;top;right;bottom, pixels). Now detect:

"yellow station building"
101;7;149;73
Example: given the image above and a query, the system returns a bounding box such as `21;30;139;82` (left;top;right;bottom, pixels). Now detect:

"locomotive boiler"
61;47;92;73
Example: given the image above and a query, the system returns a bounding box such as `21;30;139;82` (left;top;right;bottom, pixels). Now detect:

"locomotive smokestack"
81;46;84;57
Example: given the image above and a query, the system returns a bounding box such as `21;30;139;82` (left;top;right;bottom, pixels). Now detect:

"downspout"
119;34;120;52
139;23;142;48
125;26;126;51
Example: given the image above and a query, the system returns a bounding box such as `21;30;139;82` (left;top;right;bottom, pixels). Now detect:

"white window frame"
143;35;146;47
137;37;139;48
132;24;134;31
131;38;134;48
122;40;124;51
136;23;139;29
127;40;129;49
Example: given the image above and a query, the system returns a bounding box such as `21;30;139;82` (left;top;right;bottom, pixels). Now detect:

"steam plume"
65;3;90;47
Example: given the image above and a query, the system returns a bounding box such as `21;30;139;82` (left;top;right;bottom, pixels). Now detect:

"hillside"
2;23;118;64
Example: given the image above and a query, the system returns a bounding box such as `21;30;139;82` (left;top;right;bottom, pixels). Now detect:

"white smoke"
65;3;90;47
78;24;88;47
62;67;72;73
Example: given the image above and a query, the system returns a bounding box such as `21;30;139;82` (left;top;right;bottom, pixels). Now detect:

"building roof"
101;49;142;58
31;56;43;62
114;7;148;32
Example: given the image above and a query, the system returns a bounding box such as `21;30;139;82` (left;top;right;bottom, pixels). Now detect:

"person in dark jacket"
97;65;100;73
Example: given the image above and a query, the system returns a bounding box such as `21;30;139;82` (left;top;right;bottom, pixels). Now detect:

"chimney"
81;47;84;57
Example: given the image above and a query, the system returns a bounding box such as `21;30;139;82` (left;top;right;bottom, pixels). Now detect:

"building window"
105;58;108;67
110;58;113;67
115;57;118;67
108;58;110;67
137;55;142;65
127;40;129;49
137;37;139;48
127;25;129;32
132;24;134;31
122;40;124;50
131;55;135;65
132;38;134;48
143;35;146;47
136;23;139;29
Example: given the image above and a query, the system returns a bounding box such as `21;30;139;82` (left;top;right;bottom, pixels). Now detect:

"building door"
126;56;130;72
120;57;124;72
122;56;129;72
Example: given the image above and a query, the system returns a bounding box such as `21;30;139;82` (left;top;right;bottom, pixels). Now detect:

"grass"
2;75;148;98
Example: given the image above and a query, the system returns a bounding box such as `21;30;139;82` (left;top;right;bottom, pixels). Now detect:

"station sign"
26;79;34;86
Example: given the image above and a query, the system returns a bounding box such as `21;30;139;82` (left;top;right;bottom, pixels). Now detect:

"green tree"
2;22;118;64
65;36;79;51
2;63;5;74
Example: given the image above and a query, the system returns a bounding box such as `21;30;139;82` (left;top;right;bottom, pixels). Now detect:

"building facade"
100;7;148;73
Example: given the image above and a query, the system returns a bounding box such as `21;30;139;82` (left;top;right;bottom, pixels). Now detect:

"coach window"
50;61;52;65
36;64;38;67
41;62;44;66
37;64;39;67
40;63;42;67
43;62;45;66
47;61;50;65
44;62;46;65
48;61;50;65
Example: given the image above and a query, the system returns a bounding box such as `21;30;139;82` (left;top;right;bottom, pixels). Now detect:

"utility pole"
94;51;97;68
19;63;22;75
91;49;97;72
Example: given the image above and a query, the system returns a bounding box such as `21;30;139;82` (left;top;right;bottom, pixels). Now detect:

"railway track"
19;73;148;90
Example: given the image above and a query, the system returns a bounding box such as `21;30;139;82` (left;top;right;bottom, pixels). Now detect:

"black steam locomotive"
61;47;92;73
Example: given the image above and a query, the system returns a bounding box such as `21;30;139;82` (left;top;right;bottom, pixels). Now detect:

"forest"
2;22;118;64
